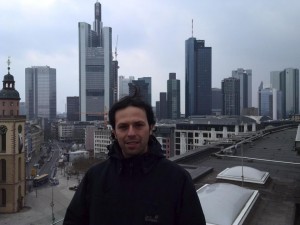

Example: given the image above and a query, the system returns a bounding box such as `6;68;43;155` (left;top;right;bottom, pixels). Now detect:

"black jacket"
63;136;206;225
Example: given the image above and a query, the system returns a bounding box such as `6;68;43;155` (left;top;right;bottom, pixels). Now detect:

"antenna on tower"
114;35;118;61
7;56;11;73
192;19;193;37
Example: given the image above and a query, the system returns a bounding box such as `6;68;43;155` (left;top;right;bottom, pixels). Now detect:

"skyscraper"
222;77;240;116
79;1;113;121
118;75;134;99
159;92;168;120
270;68;299;118
67;96;79;121
128;79;150;105
232;68;252;114
25;66;57;121
138;77;152;105
111;60;119;104
258;82;282;120
185;38;212;117
211;88;222;115
167;73;180;119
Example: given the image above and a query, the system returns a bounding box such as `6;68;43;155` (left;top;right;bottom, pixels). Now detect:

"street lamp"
50;185;55;224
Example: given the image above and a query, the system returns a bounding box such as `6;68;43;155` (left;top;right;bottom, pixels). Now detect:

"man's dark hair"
109;89;155;130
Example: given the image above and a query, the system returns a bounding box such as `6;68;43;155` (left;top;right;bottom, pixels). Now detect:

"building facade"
79;1;113;121
67;96;79;122
174;116;257;155
222;77;240;116
270;68;299;118
138;77;152;105
167;73;180;119
211;88;222;115
94;128;111;158
185;38;212;117
25;66;56;121
0;62;26;213
111;60;118;104
118;76;134;99
158;92;167;120
128;79;150;104
232;68;252;114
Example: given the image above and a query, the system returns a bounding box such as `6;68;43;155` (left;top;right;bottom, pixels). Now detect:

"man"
63;94;206;225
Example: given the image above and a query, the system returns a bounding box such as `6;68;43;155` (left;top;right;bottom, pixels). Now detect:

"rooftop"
176;125;300;224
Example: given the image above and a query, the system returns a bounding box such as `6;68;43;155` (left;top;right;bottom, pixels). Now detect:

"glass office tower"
79;1;113;121
25;66;56;121
185;38;212;117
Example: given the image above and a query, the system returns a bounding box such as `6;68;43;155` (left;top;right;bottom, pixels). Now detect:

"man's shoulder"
158;158;189;175
86;158;111;174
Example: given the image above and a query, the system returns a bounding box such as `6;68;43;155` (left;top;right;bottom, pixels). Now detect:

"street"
0;170;79;225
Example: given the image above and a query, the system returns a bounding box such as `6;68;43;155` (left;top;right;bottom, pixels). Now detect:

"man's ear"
149;125;154;135
111;130;116;139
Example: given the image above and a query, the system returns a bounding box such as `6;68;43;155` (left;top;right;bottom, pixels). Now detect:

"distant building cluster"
14;1;300;160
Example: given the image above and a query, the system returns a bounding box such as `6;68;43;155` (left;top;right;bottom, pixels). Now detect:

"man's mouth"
126;141;139;147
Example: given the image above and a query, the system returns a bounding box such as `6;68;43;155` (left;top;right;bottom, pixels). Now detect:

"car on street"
49;177;59;186
69;185;78;191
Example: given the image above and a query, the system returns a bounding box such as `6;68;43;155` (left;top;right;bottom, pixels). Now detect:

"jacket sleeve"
176;171;206;225
63;174;90;225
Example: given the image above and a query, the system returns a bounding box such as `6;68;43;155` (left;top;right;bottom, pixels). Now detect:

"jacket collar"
107;135;164;175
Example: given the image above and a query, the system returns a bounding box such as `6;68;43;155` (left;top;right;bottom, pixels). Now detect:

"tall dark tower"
167;73;180;119
0;58;26;213
185;37;212;117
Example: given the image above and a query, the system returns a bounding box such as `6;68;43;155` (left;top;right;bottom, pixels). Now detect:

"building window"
10;102;13;106
0;159;6;182
0;125;7;152
0;189;6;207
2;102;4;106
18;157;21;180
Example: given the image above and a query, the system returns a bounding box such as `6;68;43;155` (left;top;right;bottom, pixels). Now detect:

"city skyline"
1;0;300;113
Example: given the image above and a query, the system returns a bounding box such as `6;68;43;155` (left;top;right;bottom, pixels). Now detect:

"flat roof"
175;126;300;224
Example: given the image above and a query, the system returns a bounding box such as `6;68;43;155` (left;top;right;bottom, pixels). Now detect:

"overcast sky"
1;0;300;113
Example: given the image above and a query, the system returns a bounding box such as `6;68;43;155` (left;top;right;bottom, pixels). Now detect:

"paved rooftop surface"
180;127;300;225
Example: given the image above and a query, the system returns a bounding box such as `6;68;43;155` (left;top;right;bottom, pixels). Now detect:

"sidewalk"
0;171;79;225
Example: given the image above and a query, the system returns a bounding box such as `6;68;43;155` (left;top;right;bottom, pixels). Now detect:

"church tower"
0;58;26;213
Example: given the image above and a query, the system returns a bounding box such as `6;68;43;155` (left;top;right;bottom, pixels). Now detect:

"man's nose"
127;126;136;136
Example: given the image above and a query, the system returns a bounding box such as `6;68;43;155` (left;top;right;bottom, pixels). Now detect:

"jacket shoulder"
157;158;191;178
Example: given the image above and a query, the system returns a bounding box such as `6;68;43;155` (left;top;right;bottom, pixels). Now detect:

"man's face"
113;106;153;158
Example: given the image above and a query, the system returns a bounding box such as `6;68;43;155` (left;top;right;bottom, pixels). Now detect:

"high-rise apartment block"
79;1;114;121
118;76;134;99
67;96;79;121
185;38;212;117
167;73;180;119
270;68;299;118
25;66;56;121
232;68;252;114
222;77;240;115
